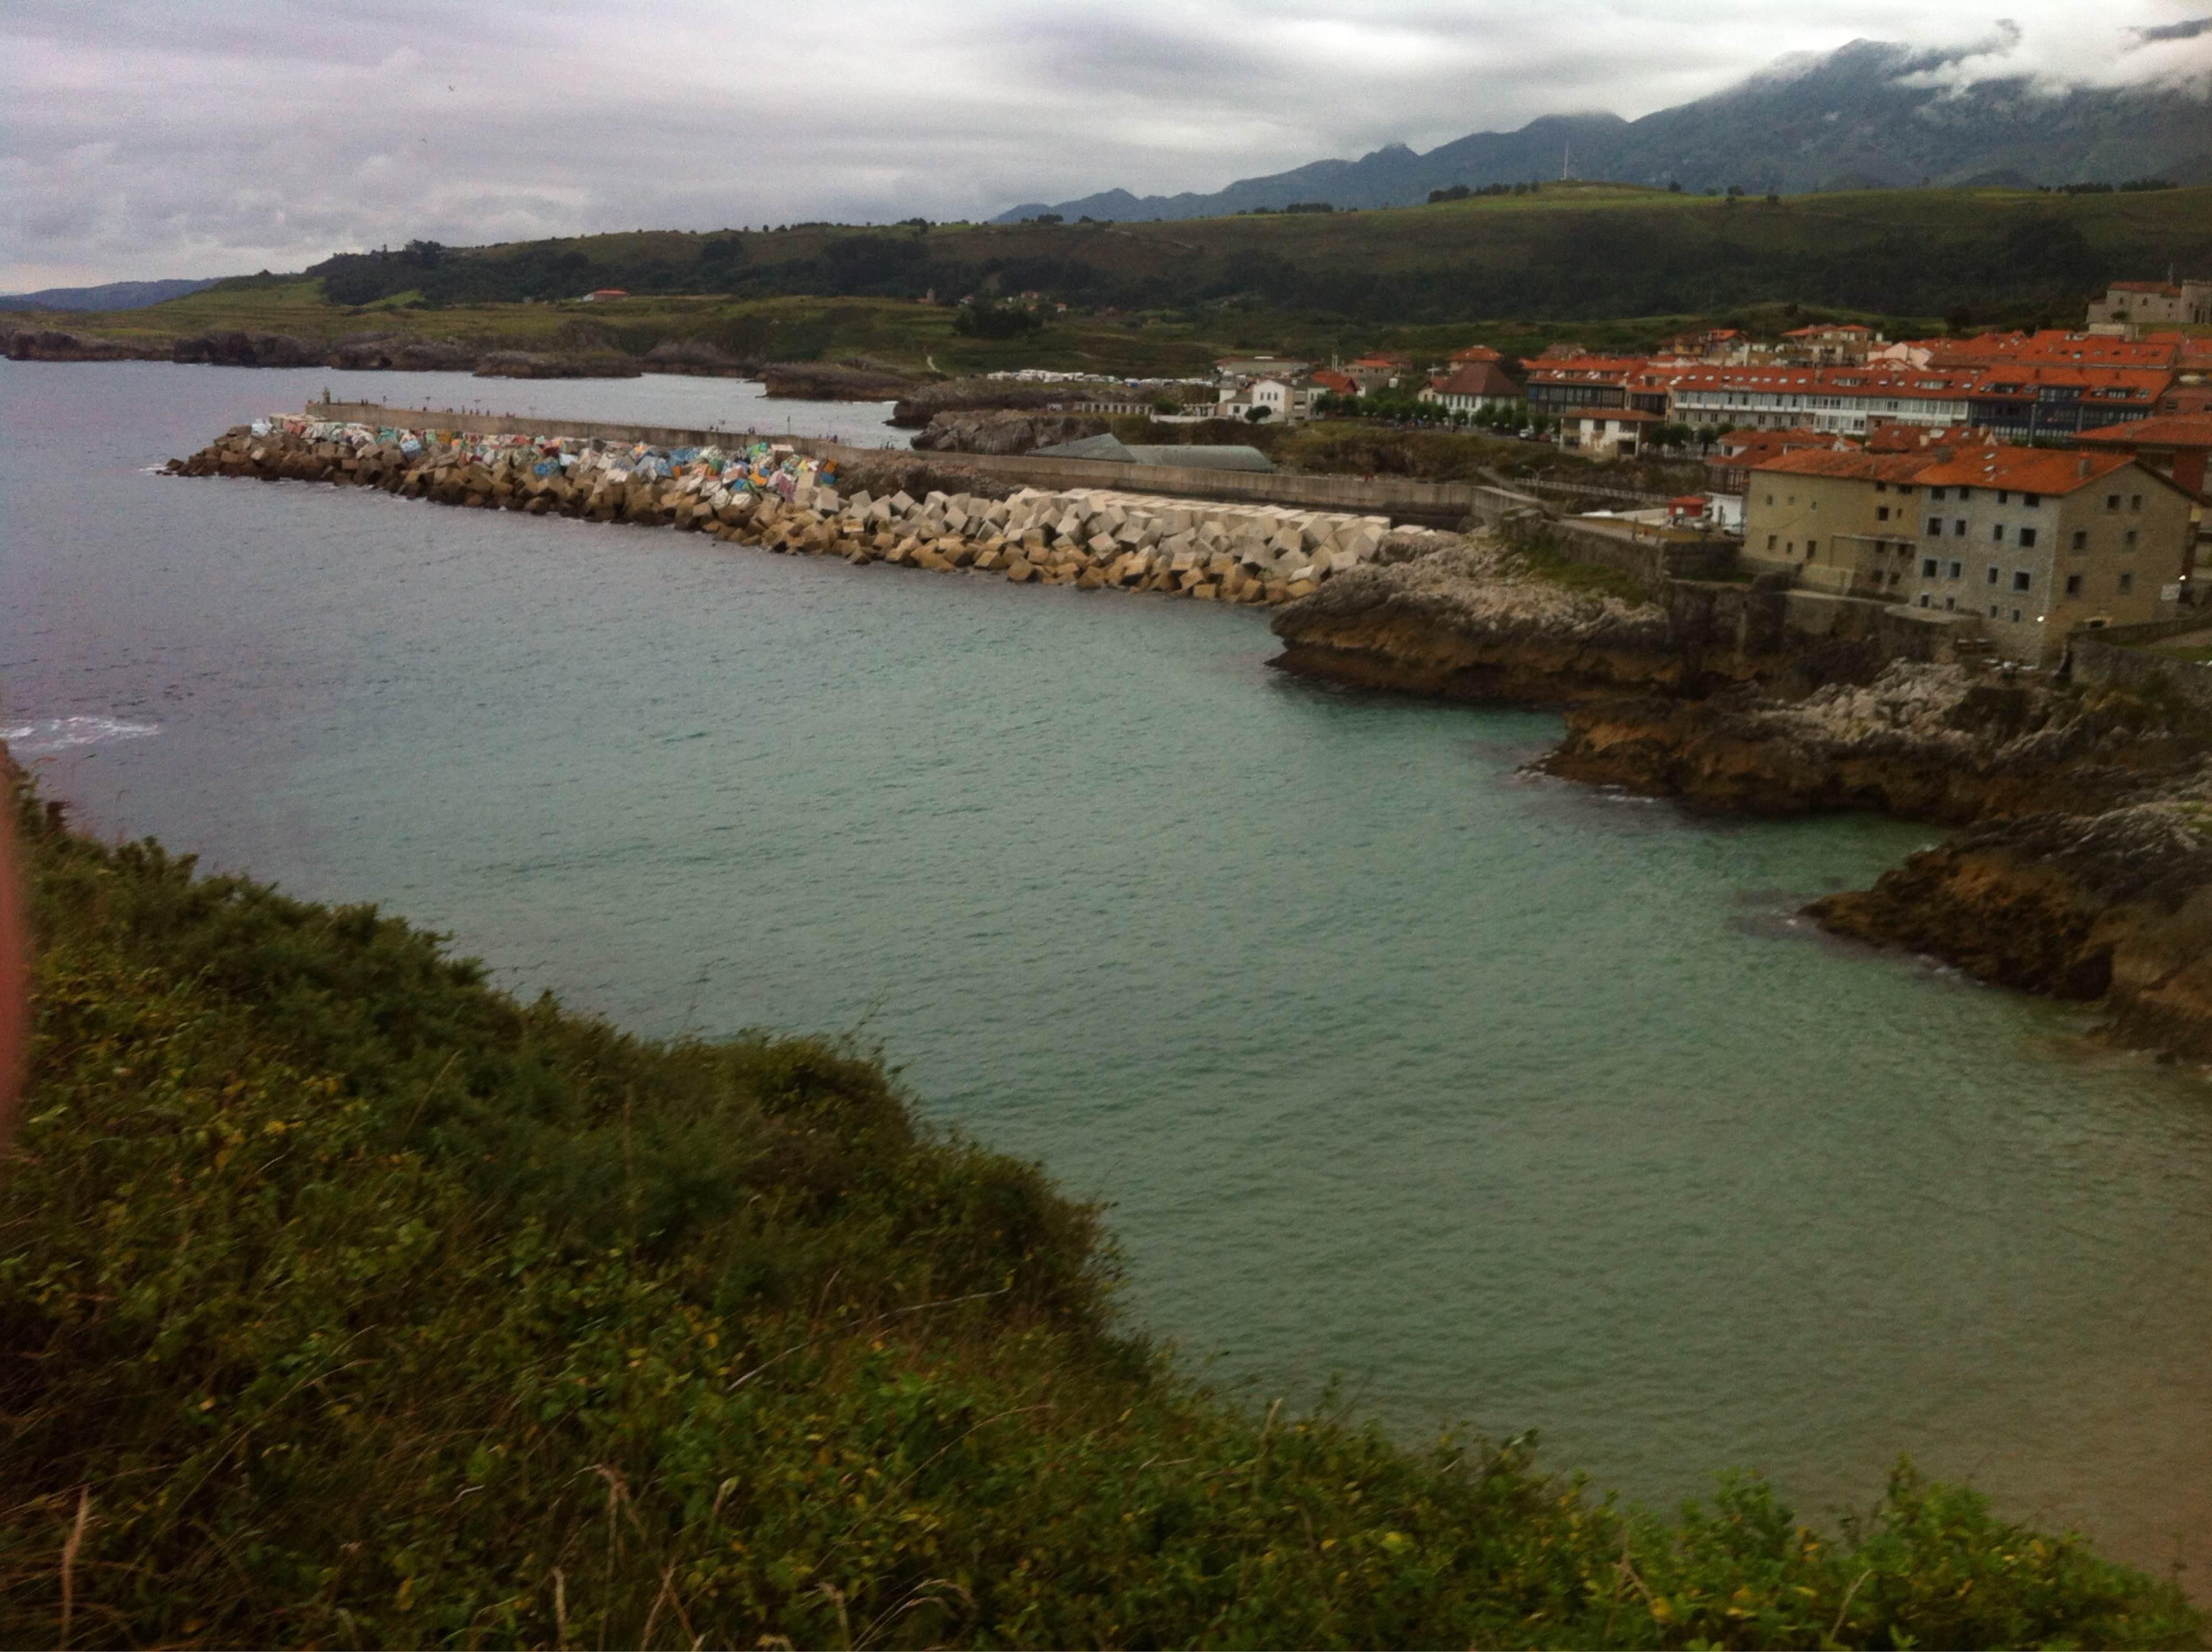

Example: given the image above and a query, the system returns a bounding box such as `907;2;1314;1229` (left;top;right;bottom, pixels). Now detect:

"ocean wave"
1;714;161;755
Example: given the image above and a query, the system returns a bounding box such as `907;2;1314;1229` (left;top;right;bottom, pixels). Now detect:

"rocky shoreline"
1268;551;2212;1062
165;418;2212;1059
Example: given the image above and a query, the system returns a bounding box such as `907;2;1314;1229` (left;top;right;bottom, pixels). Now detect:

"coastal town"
963;276;2211;669
13;1;2212;1637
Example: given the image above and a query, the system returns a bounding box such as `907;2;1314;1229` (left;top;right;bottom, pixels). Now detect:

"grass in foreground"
0;783;2199;1648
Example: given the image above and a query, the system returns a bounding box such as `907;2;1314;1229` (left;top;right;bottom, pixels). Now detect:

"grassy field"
2;778;2203;1648
15;182;2210;378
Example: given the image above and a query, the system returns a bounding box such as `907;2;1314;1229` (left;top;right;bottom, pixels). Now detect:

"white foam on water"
1;714;161;755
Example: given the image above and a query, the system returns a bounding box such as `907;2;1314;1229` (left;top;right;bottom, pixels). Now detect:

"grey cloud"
2132;15;2212;41
2;0;2204;288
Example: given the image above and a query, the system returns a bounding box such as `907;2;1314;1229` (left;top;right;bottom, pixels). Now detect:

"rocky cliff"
1542;666;2197;819
1272;539;2212;1058
1810;801;2212;1058
1269;543;1684;700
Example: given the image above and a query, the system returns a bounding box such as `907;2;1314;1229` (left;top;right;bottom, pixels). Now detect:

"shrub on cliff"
0;784;2199;1648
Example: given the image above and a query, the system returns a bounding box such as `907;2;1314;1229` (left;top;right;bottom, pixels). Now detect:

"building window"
2124;529;2138;548
1927;517;1943;536
1922;558;1938;577
1991;524;2005;542
1986;566;1999;585
1918;594;1931;608
1954;520;1966;536
2107;494;2121;511
2011;609;2022;623
2018;528;2037;548
2023;492;2041;507
1876;506;1890;521
2012;571;2031;592
1805;539;1818;556
1958;487;1973;501
1989;604;2000;617
1765;494;1774;506
2071;529;2088;551
1767;534;1778;550
1929;488;1945;501
2120;572;2134;594
1997;489;2010;504
2131;494;2143;511
2065;573;2083;595
1948;561;1962;579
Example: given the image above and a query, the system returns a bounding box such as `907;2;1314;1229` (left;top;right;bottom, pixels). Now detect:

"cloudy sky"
3;0;2208;290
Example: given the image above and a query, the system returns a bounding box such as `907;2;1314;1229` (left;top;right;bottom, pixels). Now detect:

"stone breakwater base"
173;425;1449;605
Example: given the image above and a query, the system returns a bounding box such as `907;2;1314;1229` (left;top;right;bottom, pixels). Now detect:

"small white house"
1564;408;1660;457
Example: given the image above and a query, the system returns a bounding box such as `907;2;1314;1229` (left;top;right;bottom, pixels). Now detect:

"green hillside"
18;182;2210;378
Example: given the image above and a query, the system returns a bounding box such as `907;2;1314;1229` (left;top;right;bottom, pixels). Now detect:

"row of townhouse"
1741;441;2198;666
1529;356;2183;456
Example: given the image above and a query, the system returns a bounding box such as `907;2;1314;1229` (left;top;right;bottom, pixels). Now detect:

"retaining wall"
1508;516;1738;592
2068;615;2212;713
309;402;1542;529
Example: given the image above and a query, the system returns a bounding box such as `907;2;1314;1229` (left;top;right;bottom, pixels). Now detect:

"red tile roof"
2073;414;2212;449
1927;330;2181;369
1749;449;1948;483
1913;447;2135;495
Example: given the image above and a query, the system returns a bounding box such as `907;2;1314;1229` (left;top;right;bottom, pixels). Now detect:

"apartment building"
1746;445;2195;666
1663;366;1974;435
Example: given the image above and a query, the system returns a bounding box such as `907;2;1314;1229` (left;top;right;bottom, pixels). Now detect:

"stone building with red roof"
1745;443;2195;662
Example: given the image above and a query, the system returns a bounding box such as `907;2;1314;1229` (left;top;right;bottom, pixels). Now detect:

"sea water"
5;362;2208;1589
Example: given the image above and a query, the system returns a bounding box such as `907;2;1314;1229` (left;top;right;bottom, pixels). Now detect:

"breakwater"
311;401;1545;529
171;410;1457;604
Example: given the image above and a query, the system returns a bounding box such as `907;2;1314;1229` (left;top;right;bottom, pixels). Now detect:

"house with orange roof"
1745;443;2194;662
1343;353;1412;394
1781;322;1881;365
1448;344;1503;365
1310;367;1360;400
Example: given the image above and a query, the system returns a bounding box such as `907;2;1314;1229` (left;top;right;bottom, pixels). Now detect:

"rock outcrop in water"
2;326;168;362
1270;543;1681;700
472;350;642;379
910;409;1109;456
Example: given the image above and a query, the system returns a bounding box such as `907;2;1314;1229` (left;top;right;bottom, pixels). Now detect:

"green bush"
0;786;2198;1647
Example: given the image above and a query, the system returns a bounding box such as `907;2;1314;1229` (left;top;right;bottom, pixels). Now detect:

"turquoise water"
6;363;2211;1589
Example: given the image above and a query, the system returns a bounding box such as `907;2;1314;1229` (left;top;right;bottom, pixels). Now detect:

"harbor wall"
312;402;1544;530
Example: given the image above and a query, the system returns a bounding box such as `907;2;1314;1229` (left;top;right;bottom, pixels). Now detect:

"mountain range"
994;34;2212;223
0;277;220;312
